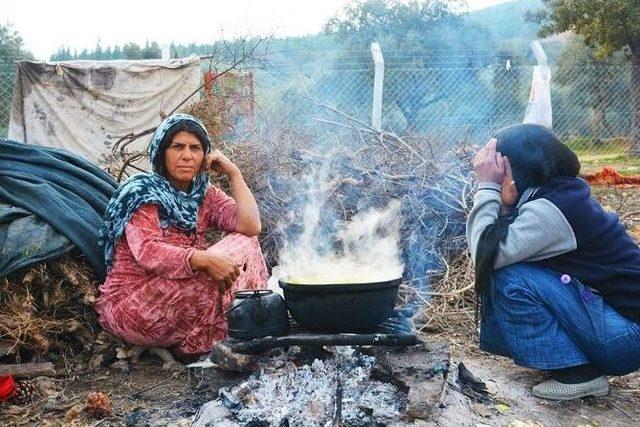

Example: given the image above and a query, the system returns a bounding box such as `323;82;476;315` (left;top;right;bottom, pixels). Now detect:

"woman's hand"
203;148;261;236
473;138;505;184
190;250;242;292
501;156;518;210
203;149;240;177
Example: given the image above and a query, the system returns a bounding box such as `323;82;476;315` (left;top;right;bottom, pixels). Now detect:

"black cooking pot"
279;279;401;333
227;289;290;340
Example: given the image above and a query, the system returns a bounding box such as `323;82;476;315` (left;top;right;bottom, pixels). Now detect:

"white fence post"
370;42;384;130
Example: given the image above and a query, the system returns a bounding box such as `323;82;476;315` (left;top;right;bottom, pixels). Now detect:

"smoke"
273;148;405;284
278;193;404;284
240;82;472;313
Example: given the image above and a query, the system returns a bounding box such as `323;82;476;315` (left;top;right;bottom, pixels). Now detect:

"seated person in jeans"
467;123;640;400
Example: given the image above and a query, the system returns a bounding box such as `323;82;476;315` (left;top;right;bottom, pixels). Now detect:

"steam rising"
278;190;404;284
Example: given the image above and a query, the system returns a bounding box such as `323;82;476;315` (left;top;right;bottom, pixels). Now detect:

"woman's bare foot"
129;346;183;370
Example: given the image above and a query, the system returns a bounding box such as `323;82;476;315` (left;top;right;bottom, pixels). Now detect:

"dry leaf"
495;403;510;414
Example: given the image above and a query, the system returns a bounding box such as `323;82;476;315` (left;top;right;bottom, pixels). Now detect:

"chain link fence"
252;64;637;156
1;60;637;157
0;68;16;137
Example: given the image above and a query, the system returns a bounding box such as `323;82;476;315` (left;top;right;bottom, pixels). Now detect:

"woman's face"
163;130;205;191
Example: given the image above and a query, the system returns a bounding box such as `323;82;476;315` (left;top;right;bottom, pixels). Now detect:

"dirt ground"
3;339;639;426
440;351;640;427
2;183;639;426
0;352;238;426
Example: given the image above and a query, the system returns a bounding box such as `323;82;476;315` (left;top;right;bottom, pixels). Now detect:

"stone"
367;339;451;421
35;376;57;397
111;360;130;373
162;361;184;371
88;354;103;371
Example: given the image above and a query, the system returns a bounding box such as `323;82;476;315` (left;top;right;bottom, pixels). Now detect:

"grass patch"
564;136;640;176
579;153;640;176
566;136;630;156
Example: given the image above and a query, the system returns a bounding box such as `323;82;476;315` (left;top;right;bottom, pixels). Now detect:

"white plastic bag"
523;41;553;128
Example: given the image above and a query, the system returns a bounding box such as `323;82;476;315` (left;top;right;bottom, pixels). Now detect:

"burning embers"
218;352;406;426
194;341;451;426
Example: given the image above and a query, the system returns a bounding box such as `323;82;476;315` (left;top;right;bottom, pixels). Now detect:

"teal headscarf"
99;114;211;269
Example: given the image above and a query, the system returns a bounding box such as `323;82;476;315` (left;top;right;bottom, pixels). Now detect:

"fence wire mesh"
1;61;637;157
251;64;637;156
0;69;16;137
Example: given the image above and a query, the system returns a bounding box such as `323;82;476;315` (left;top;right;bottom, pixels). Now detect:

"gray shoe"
532;375;609;400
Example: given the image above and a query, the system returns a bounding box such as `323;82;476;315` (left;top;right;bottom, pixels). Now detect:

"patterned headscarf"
100;114;211;269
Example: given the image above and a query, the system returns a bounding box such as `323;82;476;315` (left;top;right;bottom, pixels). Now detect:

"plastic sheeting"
8;57;202;164
0;139;117;279
523;41;552;128
0;204;74;278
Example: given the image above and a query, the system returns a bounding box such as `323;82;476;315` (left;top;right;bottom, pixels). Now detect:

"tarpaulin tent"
8;57;201;165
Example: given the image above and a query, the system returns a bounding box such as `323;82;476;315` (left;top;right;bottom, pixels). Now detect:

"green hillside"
465;0;543;46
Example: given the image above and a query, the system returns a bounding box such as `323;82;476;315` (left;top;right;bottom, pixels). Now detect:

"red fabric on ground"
0;375;16;401
95;186;268;355
583;167;640;186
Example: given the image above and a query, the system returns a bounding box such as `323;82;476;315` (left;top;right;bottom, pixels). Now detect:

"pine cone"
84;391;111;419
8;379;39;404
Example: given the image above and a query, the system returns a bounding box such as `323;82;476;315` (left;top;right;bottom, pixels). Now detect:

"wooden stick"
0;340;15;356
0;362;56;378
611;401;638;422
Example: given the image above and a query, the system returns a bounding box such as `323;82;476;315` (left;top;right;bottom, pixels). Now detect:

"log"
209;341;257;372
0;362;56;378
229;333;419;355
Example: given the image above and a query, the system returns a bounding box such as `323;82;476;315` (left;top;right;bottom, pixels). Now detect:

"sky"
1;0;513;60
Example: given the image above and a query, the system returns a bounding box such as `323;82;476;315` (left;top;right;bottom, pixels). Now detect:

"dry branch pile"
414;252;476;342
207;99;478;333
0;255;100;359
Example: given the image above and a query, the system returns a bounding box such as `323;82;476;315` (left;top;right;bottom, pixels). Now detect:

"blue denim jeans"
480;263;640;375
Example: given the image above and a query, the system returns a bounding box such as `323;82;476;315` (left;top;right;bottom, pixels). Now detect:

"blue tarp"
0;204;75;277
0;139;118;279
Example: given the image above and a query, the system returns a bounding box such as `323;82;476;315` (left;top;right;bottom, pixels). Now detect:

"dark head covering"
494;123;580;196
99;114;211;269
474;124;580;324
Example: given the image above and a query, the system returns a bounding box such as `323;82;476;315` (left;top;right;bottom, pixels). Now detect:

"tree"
324;0;462;66
141;41;161;59
0;24;32;134
491;50;525;129
51;47;73;61
323;0;494;133
554;38;630;144
530;0;640;154
112;45;123;60
122;42;142;60
94;41;103;60
0;23;33;70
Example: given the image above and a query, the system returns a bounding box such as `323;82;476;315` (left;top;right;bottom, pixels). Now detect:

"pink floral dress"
95;185;268;355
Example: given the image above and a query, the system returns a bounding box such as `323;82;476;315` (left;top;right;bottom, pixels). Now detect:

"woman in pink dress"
96;114;267;362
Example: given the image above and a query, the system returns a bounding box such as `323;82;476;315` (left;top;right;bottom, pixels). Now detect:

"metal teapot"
226;289;290;340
